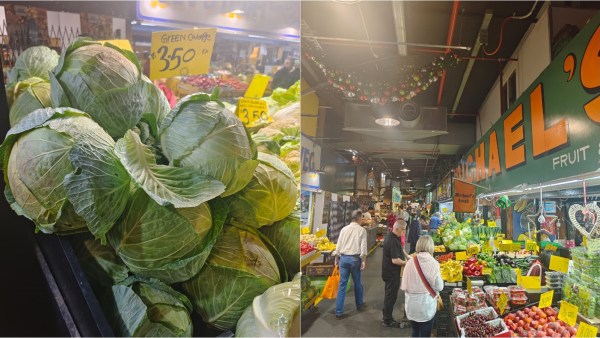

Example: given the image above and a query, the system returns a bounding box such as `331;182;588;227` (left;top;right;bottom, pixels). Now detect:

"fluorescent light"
425;182;432;187
248;34;265;39
405;178;413;182
231;9;244;14
524;179;582;191
480;189;523;198
400;168;411;172
375;117;400;126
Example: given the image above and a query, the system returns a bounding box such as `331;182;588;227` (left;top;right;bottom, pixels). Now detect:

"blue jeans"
411;318;435;337
335;255;364;316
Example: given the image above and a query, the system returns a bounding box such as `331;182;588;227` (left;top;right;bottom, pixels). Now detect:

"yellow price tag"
515;268;522;285
150;28;216;80
496;234;506;239
467;277;472;295
244;74;270;99
549;255;570;273
526;241;538;252
501;243;513;252
558;301;578;327
521;276;541;289
546;244;558;251
482;244;493;255
482;267;492;275
539;290;554;308
577;322;598;338
467;246;479;256
512;243;522;252
455;251;467;261
501;240;513;245
494;240;501;248
236;98;271;127
497;293;508;315
583;236;588;247
97;39;134;52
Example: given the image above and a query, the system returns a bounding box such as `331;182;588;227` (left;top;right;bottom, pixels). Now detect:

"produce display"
503;306;577;337
440;259;463;282
484;286;511;314
451;288;487;315
563;246;600;318
462;256;485;277
462;316;505;338
301;241;316;256
434;245;446;252
300;275;320;310
470;226;501;243
182;74;249;94
436;252;455;263
441;219;476;251
2;40;300;336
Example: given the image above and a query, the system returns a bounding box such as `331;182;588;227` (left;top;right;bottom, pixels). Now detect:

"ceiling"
301;0;564;190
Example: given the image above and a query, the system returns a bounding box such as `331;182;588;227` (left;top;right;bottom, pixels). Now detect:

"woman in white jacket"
401;235;443;337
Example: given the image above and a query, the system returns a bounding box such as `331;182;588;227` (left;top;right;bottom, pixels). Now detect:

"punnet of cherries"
462;313;504;338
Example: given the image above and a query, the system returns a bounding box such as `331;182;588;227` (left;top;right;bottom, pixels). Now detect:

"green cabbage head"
226;152;298;228
7;46;59;85
159;92;258;197
8;77;51;127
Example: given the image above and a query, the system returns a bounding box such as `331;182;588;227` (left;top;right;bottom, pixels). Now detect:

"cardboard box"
306;263;334;276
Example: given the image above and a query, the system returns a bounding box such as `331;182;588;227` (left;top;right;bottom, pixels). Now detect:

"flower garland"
303;41;461;104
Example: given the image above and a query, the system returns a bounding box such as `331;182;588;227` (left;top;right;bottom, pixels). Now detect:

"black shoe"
357;303;368;311
335;314;346;320
382;320;401;328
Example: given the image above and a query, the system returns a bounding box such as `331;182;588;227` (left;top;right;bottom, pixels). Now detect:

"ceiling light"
425;181;432;187
231;9;244;14
405;178;413;182
400;168;411;172
375;117;400;126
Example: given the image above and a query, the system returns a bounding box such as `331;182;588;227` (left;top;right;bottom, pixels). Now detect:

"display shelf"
301;250;320;269
302;294;320;314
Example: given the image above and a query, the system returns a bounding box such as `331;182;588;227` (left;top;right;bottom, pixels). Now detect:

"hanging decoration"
568;180;600;239
303;40;461;104
496;195;511;209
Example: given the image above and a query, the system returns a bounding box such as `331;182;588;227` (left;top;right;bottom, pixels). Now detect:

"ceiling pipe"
436;0;461;106
306;36;471;51
451;10;494;114
392;1;407;56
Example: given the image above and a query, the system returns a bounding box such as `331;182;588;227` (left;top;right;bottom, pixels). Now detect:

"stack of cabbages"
2;39;300;337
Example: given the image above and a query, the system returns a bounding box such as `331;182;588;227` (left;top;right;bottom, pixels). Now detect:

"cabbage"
159;92;259;197
74;236;130;291
260;213;300;278
181;225;281;331
226;152;298;228
7;46;59;85
108;190;227;284
236;274;301;337
8;77;51;126
50;38;166;139
102;276;193;337
0;108;130;239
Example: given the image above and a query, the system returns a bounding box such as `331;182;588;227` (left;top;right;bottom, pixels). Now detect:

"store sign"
453;12;600;193
300;134;321;191
453;179;476;212
150;28;216;79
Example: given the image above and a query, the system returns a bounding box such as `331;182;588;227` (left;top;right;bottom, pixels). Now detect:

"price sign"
501;240;513;245
482;267;492;275
521;276;541;289
583;236;588;247
467;277;472;295
97;39;134;52
494;240;501;248
244;74;270;99
236;98;271;127
501;243;513;252
576;322;598;338
467;246;479;256
455;251;467;261
512;243;522;252
558;301;578;327
539;290;554;309
497;293;508;315
496;234;506;239
526;241;538;252
150;28;216;80
482;244;493;255
549;255;570;273
515;268;522;286
545;244;558;251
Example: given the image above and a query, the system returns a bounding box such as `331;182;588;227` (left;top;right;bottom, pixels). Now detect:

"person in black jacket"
271;57;299;89
408;215;426;254
381;220;410;328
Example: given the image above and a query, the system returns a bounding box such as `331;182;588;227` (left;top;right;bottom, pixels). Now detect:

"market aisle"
302;246;413;337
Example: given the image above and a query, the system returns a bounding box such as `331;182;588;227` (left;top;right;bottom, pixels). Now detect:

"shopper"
332;210;368;319
401;235;443;337
399;204;410;222
381;220;410;327
429;212;443;236
386;211;397;233
408;215;426;254
271;57;300;89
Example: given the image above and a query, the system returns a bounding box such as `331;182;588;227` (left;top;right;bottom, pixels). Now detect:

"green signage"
455;11;600;194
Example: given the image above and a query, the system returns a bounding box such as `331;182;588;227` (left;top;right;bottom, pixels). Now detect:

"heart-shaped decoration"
569;203;600;239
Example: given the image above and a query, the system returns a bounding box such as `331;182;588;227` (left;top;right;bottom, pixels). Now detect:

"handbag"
321;265;340;299
414;256;444;311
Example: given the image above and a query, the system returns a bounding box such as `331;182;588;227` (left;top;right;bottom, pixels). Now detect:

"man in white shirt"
333;210;368;319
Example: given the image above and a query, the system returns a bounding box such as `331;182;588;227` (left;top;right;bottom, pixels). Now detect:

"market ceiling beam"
305;35;471;51
436;0;461;106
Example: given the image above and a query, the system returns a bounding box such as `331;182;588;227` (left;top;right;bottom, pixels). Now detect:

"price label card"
521;276;541;289
482;267;492;275
549;255;570;273
244;74;270;99
150;28;216;80
576;322;598;338
515;268;522;286
97;39;134;52
501;240;513;245
583;236;588;247
482;244;493;255
497;293;508;315
496;234;506;239
558;301;578;327
501;243;513;252
539;290;554;309
545;244;558;251
526;241;538;252
512;243;522;252
236;98;271;127
467;246;479;256
494;240;501;248
467;277;472;294
455;251;467;261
